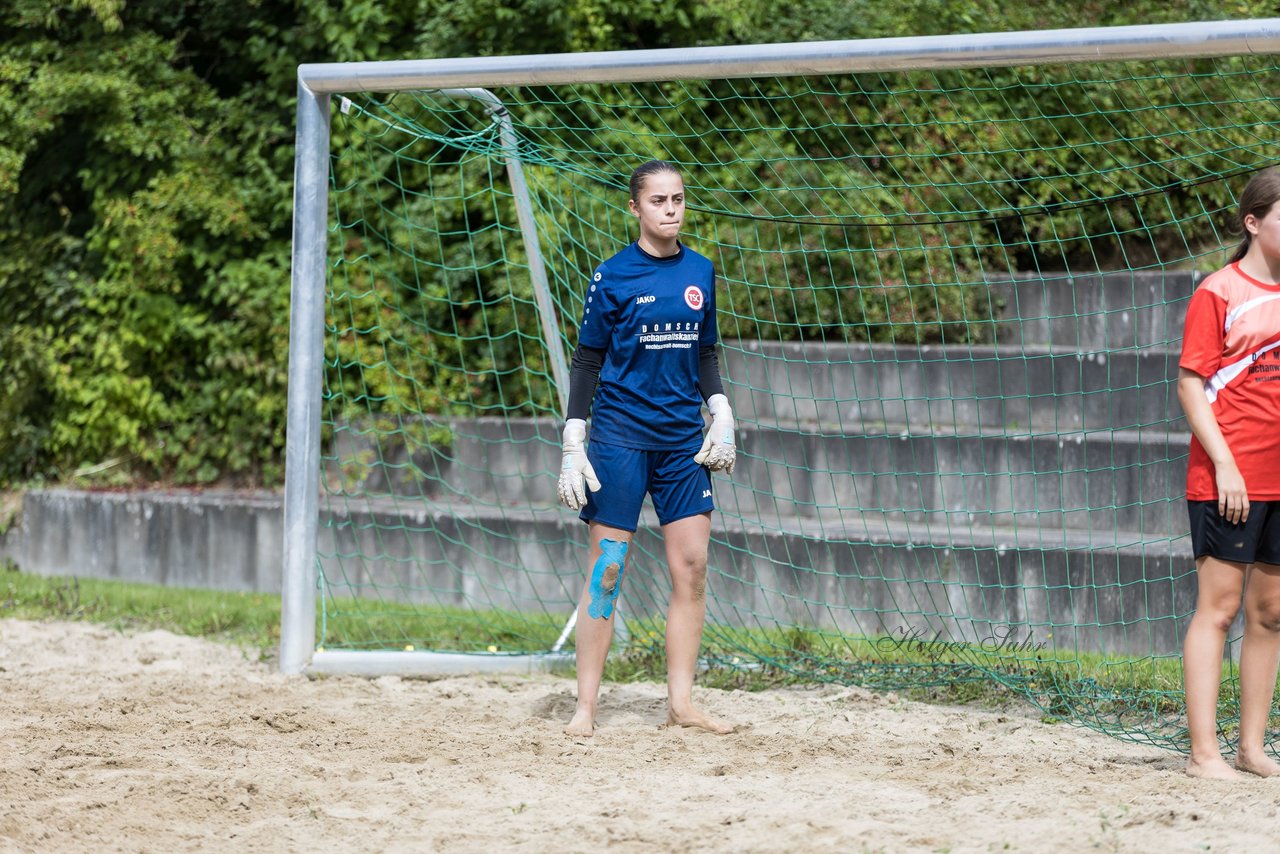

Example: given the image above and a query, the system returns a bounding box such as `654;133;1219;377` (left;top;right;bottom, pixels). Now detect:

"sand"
2;618;1278;853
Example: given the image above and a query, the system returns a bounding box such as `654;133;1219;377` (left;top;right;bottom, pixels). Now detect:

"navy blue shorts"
579;439;714;532
1188;500;1280;565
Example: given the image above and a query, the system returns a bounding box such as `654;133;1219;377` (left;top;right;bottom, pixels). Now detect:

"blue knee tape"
587;539;629;620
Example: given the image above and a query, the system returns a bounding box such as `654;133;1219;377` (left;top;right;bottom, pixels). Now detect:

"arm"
558;344;606;510
567;344;605;420
558;259;617;511
696;344;724;401
1177;367;1249;523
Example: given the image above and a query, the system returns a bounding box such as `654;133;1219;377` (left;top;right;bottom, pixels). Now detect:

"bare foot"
1235;752;1280;778
563;705;595;737
1186;755;1243;780
664;707;740;735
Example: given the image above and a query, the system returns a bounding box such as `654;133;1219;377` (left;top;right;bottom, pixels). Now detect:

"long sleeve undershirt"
565;343;724;422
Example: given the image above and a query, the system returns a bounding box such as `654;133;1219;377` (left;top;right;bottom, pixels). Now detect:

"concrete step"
312;494;1193;658
724;339;1185;433
330;418;1194;537
724;424;1190;537
8;489;1193;659
986;269;1200;350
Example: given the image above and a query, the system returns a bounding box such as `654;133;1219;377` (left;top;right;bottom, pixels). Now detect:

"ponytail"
1228;235;1251;265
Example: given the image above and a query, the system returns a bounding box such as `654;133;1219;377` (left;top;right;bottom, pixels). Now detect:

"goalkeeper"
557;160;738;737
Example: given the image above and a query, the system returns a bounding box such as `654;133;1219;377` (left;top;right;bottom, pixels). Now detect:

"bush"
1;0;1272;485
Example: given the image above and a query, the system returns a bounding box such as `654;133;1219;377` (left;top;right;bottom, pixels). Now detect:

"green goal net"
313;47;1279;753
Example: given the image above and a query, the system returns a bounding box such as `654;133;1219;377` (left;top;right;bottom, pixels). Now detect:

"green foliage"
0;2;284;483
1;0;1276;485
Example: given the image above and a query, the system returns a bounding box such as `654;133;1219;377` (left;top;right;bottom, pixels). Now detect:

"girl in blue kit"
557;160;738;737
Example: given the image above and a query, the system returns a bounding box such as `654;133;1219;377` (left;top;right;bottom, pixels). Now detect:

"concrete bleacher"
2;270;1205;656
307;269;1203;655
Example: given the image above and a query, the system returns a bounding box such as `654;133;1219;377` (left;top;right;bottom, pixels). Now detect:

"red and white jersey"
1179;262;1280;500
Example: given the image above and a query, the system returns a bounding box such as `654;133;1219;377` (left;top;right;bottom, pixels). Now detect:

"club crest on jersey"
684;285;704;310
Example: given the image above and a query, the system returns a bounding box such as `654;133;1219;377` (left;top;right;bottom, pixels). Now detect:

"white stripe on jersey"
1204;336;1280;403
1224;292;1280;333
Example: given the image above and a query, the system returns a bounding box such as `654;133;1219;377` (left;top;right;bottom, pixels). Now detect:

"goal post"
283;18;1280;750
284;81;576;675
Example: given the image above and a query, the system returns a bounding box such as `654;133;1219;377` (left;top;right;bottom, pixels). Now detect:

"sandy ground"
2;619;1279;853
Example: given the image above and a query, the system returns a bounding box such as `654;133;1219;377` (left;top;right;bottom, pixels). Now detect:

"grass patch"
2;563;281;659
318;596;565;654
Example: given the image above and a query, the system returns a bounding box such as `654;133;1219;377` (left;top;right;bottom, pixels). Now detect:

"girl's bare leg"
1184;555;1246;779
1235;561;1280;777
565;521;632;736
661;512;735;734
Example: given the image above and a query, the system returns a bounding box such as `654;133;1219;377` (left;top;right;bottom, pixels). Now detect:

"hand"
557;419;600;510
1215;459;1249;525
694;393;736;473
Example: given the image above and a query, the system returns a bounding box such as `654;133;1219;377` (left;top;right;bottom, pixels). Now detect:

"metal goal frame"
283;18;1280;675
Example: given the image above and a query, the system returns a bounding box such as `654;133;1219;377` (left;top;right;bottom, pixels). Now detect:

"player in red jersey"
1179;167;1280;779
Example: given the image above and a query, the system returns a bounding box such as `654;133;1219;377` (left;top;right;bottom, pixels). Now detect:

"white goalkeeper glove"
694;393;736;473
557;418;600;510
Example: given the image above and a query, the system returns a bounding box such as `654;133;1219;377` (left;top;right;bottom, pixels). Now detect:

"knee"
1197;602;1242;633
690;571;707;602
1250;600;1280;633
673;558;708;601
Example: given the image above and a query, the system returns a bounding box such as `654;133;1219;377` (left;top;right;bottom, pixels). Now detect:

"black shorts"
1188;500;1280;565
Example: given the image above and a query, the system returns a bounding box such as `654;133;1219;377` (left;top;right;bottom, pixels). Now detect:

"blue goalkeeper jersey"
577;241;718;450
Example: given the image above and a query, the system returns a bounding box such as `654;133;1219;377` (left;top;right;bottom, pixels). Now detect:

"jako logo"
635;294;656;305
702;489;713;498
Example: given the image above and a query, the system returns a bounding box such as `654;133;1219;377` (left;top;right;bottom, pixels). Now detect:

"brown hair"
628;160;681;202
1229;167;1280;264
